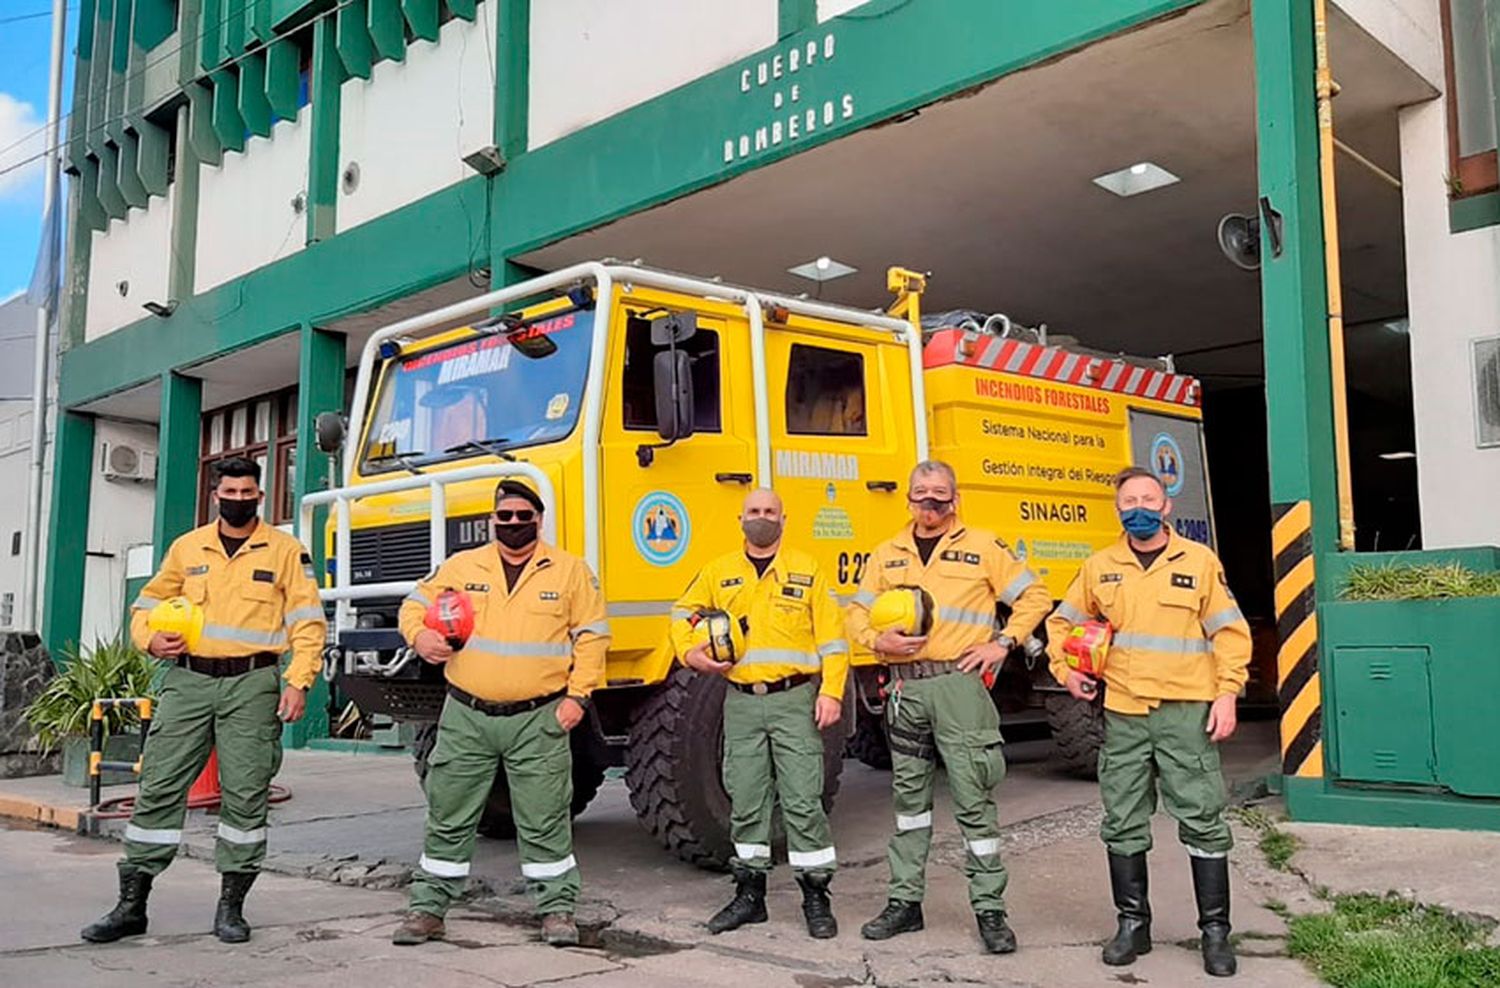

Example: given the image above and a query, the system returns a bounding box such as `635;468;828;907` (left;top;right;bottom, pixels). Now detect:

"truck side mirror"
653;350;695;441
315;411;346;454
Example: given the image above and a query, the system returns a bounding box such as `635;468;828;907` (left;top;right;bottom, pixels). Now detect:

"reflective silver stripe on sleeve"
734;843;772;860
938;605;997;628
201;625;288;649
419;854;471;878
607;600;675;618
519;854;578;879
669;608;693;621
998;570;1038;606
1112;632;1212;654
738;648;820;667
404;590;432;609
851;590;876;607
464;637;572;659
896;811;933;831
1055;601;1089;625
787;847;837;869
1202;606;1245;636
217;823;268;845
131;594;163;611
124;824;183;845
817;639;849;657
283;606;325;627
570;621;610;641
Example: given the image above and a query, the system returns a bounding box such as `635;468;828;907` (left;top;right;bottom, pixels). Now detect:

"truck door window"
785;344;866;436
621;314;723;432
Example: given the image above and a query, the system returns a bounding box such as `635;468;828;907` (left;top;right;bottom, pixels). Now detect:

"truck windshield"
361;311;590;473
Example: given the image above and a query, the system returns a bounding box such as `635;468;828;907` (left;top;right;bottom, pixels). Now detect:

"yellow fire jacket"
130;520;327;689
669;548;849;701
845;519;1053;663
1046;530;1252;714
399;541;609;703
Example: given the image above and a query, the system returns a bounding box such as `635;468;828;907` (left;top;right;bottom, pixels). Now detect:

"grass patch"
1259;828;1300;872
1341;563;1500;601
1288;893;1500;988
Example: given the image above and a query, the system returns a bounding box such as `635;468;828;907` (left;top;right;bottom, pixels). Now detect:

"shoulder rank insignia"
539;590;560;601
964;552;981;565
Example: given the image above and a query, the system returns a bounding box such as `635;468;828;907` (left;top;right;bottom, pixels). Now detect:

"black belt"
447;685;566;717
176;653;281;678
731;673;815;696
889;659;963;681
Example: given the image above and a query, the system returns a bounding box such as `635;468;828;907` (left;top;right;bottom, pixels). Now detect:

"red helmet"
425;589;476;647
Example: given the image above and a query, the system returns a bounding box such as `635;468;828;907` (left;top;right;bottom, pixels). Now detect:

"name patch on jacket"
539;590;560;601
780;586;805;599
1099;572;1123;584
787;573;814;587
720;577;744;588
187;565;210;576
465;583;490;593
1171;573;1197;590
885;558;908;569
940;549;982;565
252;569;275;583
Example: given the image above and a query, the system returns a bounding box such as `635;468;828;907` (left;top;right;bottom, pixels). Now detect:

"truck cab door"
600;302;757;666
766;330;916;601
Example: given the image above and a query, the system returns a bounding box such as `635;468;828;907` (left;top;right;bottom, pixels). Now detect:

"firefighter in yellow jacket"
670;488;848;939
391;480;608;948
846;460;1053;954
1046;466;1251;978
83;457;326;946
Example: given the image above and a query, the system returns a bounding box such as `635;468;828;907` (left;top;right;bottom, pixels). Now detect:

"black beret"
494;479;545;513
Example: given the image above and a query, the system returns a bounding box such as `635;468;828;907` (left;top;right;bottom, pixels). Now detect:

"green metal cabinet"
1330;646;1435;786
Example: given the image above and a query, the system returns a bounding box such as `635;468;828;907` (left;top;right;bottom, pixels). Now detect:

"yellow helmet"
147;596;205;651
689;609;746;664
869;586;935;637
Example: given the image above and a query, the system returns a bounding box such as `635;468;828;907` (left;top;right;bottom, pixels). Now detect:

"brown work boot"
541;912;579;946
391;911;446;945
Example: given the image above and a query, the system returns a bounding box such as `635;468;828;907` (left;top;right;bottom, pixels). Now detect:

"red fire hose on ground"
89;745;292;820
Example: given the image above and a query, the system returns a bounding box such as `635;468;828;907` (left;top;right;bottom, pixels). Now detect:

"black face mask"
218;497;259;528
908;496;955;514
494;520;539;550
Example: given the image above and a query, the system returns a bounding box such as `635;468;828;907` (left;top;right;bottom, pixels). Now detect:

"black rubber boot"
860;900;924;940
796;873;838;939
214;872;258;943
1102;852;1153;965
975;911;1017;954
81;867;154;943
1190;855;1237;977
706;867;768;934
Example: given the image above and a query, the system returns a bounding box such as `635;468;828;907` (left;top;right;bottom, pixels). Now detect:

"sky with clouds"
0;5;78;300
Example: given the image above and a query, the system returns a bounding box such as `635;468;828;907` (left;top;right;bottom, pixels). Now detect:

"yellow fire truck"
306;263;1214;867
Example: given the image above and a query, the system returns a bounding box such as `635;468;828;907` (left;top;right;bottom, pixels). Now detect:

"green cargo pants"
884;670;1008;912
409;696;577;918
723;681;836;875
1098;701;1232;858
123;664;284;876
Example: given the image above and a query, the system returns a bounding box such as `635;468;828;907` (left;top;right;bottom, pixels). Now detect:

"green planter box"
1321;596;1500;800
60;734;143;789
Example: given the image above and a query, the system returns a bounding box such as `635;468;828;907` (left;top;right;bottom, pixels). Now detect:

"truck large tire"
1045;692;1105;780
845;703;892;770
624;667;844;870
410;722;609;840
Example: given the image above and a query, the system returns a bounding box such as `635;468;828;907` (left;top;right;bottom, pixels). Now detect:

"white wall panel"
529;0;778;149
85;187;175;341
195;112;312;294
337;4;498;233
80;420;159;644
818;0;868;22
1333;0;1443;90
1400;100;1500;548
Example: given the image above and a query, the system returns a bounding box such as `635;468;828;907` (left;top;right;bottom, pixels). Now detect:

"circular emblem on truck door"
1149;432;1185;496
632;491;691;566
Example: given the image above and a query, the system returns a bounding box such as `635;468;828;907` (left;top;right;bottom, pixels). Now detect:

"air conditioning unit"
100;441;157;483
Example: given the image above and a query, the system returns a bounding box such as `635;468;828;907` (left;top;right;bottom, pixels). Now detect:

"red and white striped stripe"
923;329;1200;407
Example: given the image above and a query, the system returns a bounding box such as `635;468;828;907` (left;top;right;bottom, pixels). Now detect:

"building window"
1442;0;1499;197
1475;336;1500;447
785;344;867;436
10;531;19;556
200;388;298;525
621;314;723;433
0;592;12;628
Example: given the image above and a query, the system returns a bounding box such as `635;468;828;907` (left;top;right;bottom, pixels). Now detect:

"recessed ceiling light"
1093;162;1180;197
788;256;857;282
1378;451;1416;460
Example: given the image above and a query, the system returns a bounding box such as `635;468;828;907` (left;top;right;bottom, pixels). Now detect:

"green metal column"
495;0;529;163
42;411;96;662
307;14;345;244
778;0;817;38
154;372;203;566
1253;0;1337;798
284;323;345;747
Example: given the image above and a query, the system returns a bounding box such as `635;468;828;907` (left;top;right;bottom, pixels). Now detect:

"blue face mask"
1120;506;1164;538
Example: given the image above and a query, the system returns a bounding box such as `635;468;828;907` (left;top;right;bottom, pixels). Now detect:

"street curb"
0;792;85;831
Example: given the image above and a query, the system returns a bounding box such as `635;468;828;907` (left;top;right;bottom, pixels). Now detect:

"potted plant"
24;635;159;788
